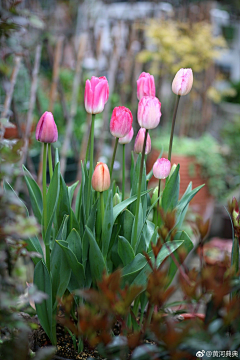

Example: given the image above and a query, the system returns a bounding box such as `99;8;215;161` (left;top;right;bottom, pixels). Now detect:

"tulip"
134;128;151;155
172;68;193;96
153;158;171;180
35;111;58;143
110;106;133;138
84;76;109;114
137;72;155;100
137;96;161;130
119;127;134;144
92;162;110;193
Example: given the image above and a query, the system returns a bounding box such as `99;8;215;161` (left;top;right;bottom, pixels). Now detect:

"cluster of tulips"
21;67;196;346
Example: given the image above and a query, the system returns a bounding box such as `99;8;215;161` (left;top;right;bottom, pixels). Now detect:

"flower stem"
100;191;105;231
110;137;119;178
122;144;125;200
157;179;161;225
86;114;95;217
132;129;148;252
48;143;53;180
42;143;50;270
168;95;180;162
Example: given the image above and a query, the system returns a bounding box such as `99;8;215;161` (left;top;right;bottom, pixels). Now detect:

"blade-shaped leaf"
121;253;148;285
68;181;79;205
23;165;42;223
118;236;135;266
34;260;54;344
102;190;113;259
66;229;82;263
4;180;29;216
161;164;180;212
85;225;107;282
25;236;43;265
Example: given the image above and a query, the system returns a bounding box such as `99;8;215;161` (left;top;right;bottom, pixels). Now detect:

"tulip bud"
84;76;109;114
35;111;58;143
134;128;151;155
172;68;193;96
153;158;171;180
137;72;156;100
119;127;134;145
110;106;133;138
113;193;121;207
92;162;110;192
233;210;240;228
137;96;161;130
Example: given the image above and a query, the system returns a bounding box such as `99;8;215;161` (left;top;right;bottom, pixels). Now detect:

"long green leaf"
113;189;151;223
121;253;148;285
56;240;85;291
85;225;107;282
50;241;71;310
118;236;135;266
102;190;113;259
4;180;29;216
68;181;79;205
66;229;82;263
25;236;43;265
162;164;180;212
34;260;54;343
22;165;42;224
45;163;60;245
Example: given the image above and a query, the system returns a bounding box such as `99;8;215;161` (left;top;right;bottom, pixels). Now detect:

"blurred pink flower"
137;96;161;130
134;128;151;154
119;127;134;144
172;68;193;96
153;158;171;179
35;111;58;143
137;72;155;100
110;106;133;138
84;76;109;114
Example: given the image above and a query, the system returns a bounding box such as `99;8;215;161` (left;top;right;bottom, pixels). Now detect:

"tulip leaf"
131;202;143;253
56;240;85;291
56;214;69;242
45;162;60;245
121;253;148;285
131;240;184;290
118;236;135;266
113;189;151;223
82;200;98;272
22;165;42;224
50;241;71;311
25;236;43;265
85;225;107;282
56;174;71;236
120;209;134;242
167;232;193;286
161;164;180;212
4;180;29;216
66;228;82;263
68;181;79;205
102;190;113;259
34;260;54;344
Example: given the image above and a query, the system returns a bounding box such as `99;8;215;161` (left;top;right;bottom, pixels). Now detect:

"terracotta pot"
4;124;35;140
147;149;214;216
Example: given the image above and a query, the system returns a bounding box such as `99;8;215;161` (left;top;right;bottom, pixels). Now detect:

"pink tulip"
119;127;134;144
153;158;171;179
172;68;193;96
137;72;156;100
134;128;151;155
35;111;58;143
137;96;161;130
84;76;109;114
110;106;133;138
92;162;110;192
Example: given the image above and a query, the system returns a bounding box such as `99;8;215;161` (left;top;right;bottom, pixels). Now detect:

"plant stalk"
86;114;95;217
168;95;180;162
110;137;119;178
100;191;105;231
122;144;125;200
48;144;53;180
42;143;50;270
132;129;148;252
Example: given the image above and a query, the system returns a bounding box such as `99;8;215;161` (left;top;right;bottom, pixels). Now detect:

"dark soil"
31;324;105;359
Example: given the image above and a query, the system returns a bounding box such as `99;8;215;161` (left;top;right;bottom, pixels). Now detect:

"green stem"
168;95;180;162
110;137;119;178
100;191;105;231
122;144;125;200
85;121;92;164
132;129;148;252
157;179;161;225
48;143;53;180
42;143;50;270
86;114;95;217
